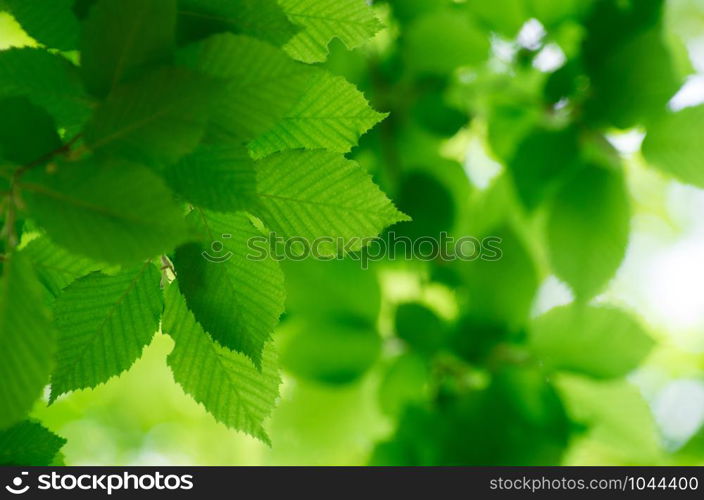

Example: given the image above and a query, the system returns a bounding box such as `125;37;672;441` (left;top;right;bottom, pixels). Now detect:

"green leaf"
378;353;428;417
531;304;654;379
582;0;667;76
396;170;456;240
556;375;662;462
51;451;66;466
279;0;383;63
248;72;386;158
372;366;569;465
411;89;469;137
487;101;543;162
178;33;314;142
529;0;590;28
403;8;489;75
164;144;256;213
0;48;93;130
459;225;539;330
281;318;381;385
465;0;529;37
642;105;704;188
72;0;97;18
507;126;580;210
84;67;216;167
0;252;55;429
177;0;296;47
173;211;285;368
80;0;177;98
50;264;162;400
547;165;630;300
280;316;381;385
6;0;79;50
0;96;61;165
450;317;510;364
282;257;381;322
254;150;409;254
23;236;102;297
0;420;65;465
584;25;679;128
163;282;281;444
23;158;189;264
394;302;448;357
386;0;454;23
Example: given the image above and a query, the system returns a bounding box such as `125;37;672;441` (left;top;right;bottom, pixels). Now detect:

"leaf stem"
160;255;176;287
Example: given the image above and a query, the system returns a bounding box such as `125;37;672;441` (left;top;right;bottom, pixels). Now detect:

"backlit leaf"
0;420;65;465
0;253;55;429
178;0;296;47
50;264;163;400
84;67;216;167
280;0;383;63
6;0;79;50
0;48;92;129
164;144;257;213
173;211;285;368
81;0;177;98
163;283;281;444
178;33;313;142
23;236;102;297
23;158;189;264
249;72;386;158
254;150;409;254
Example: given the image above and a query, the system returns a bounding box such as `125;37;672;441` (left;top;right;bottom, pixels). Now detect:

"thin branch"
1;132;84;251
14;132;83;178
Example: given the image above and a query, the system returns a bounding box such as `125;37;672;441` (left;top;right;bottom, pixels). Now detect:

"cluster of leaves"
0;0;407;463
264;0;704;465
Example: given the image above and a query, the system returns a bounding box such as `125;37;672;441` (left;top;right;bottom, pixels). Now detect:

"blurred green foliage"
311;0;704;466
